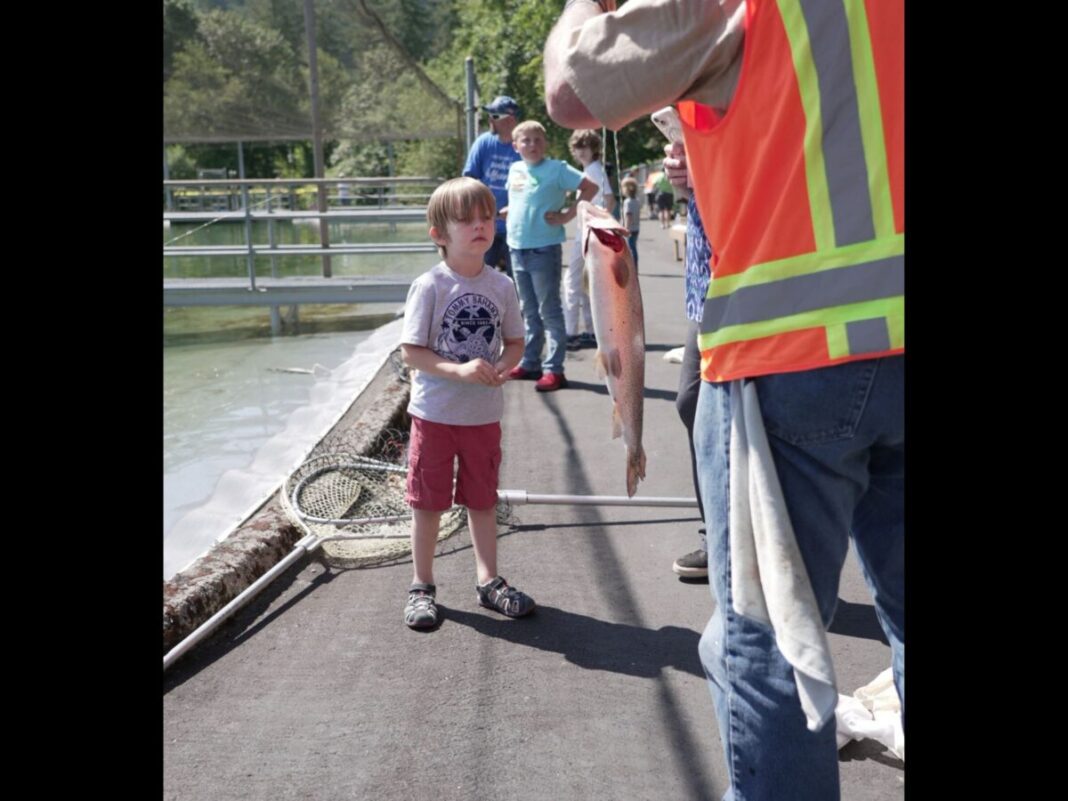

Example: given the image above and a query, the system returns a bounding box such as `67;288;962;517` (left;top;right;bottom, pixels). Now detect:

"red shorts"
406;417;502;512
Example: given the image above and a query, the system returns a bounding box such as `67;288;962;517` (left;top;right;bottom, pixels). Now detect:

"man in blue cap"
462;95;522;278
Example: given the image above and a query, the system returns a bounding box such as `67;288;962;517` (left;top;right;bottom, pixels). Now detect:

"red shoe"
534;372;568;392
507;366;540;380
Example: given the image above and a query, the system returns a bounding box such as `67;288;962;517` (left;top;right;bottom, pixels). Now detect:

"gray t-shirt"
623;197;642;232
401;262;524;426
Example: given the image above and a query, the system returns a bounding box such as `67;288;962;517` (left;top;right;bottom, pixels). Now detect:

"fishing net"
279;450;468;569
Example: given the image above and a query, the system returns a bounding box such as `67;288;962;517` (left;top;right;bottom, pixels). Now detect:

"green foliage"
395;138;463;180
330;140;392;177
420;0;664;173
164;0;199;82
164;144;199;179
163;0;666;181
165;8;311;142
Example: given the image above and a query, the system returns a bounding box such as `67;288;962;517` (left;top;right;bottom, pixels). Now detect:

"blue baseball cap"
482;95;521;117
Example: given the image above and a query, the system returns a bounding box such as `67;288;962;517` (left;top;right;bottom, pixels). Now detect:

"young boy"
504;120;597;392
565;129;615;351
621;177;642;270
400;177;534;630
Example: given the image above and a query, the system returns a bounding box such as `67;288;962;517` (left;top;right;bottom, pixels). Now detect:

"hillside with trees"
163;0;662;181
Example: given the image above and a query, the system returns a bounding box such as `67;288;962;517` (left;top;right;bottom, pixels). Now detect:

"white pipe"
164;534;321;672
497;490;698;508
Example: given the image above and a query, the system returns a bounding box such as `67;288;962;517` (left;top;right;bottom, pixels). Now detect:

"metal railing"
164;176;442;333
164;176;440;214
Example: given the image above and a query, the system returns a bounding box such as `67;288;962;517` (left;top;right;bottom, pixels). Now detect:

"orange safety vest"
679;0;903;383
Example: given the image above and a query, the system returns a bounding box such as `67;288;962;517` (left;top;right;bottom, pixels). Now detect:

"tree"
164;0;200;82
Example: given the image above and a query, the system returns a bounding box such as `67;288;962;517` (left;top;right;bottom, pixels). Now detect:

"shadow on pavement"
164;557;336;692
442;604;704;680
562;379;678;403
839;738;904;770
828;598;890;645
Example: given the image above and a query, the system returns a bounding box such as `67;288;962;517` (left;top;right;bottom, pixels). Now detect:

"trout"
579;201;647;497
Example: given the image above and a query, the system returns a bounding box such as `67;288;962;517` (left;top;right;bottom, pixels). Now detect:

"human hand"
544;209;571;226
663;141;691;190
456;358;503;386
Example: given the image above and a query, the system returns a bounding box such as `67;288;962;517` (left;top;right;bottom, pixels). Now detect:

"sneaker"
507;365;540;380
534;372;568;392
405;582;440;629
672;549;708;578
476;576;535;618
579;332;597;349
565;335;584;352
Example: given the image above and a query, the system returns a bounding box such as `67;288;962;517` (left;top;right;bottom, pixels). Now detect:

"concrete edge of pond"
162;352;411;656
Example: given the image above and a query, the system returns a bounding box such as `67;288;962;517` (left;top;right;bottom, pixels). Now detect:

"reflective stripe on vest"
687;0;903;381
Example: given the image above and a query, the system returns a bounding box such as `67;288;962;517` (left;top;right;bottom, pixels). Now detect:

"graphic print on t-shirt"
484;154;514;191
436;293;502;363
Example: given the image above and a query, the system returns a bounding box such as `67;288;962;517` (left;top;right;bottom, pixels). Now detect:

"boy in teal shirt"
504;120;597;392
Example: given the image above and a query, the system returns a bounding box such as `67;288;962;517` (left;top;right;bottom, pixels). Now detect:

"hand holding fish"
663;142;691;198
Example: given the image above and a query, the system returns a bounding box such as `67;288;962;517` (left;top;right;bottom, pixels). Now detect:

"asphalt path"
164;219;905;801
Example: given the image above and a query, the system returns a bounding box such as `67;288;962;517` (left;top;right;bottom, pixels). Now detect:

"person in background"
462;95;523;278
655;170;675;229
565;128;615;351
504;121;597;393
620;176;642;269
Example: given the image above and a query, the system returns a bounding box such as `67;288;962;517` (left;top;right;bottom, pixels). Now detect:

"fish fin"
611;404;623;440
608;349;623;379
626;445;647;498
594;350;608;379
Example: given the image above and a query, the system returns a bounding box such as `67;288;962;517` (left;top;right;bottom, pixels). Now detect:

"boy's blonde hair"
511;120;546;140
426;177;496;257
568;129;602;161
621;177;639;198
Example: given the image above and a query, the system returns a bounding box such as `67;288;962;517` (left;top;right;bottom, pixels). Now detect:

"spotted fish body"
579;201;647;497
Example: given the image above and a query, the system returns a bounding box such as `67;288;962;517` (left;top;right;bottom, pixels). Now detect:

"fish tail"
626;444;647;498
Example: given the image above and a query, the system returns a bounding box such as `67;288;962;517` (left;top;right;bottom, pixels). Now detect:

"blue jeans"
693;356;904;801
510;245;566;374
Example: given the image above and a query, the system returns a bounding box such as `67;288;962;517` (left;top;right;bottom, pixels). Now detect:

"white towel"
835;668;904;760
728;379;838;731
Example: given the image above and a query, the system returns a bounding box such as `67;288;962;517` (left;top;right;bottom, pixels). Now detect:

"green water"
163;218;432;579
163;219;432;279
163;218;436;344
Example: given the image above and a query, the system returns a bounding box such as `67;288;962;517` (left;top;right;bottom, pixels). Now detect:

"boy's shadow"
443;605;704;680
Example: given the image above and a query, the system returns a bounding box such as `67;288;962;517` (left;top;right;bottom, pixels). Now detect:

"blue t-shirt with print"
462;133;521;235
505;158;585;250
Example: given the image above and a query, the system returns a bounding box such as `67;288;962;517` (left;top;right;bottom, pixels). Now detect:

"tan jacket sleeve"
559;0;746;131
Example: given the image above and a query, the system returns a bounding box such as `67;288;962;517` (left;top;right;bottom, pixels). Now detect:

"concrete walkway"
163;219;904;801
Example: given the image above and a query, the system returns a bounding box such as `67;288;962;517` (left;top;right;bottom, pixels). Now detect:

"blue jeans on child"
693;355;904;801
510;244;566;375
627;231;639;270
